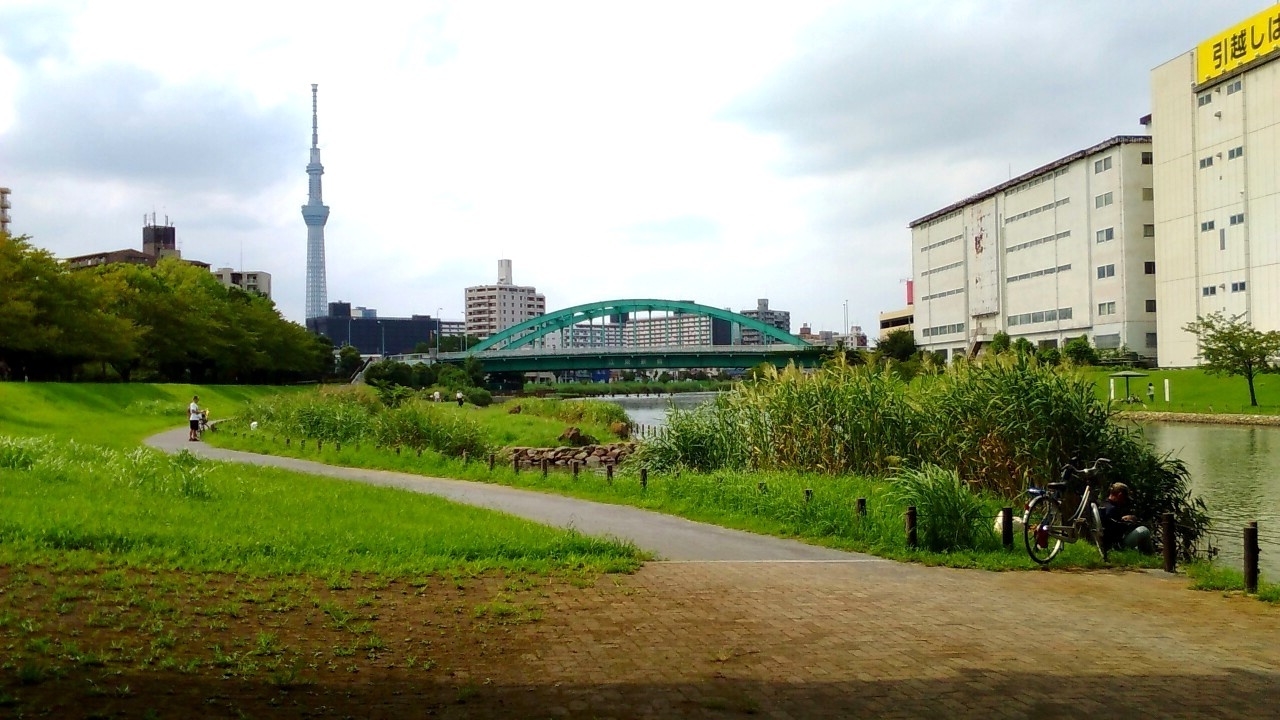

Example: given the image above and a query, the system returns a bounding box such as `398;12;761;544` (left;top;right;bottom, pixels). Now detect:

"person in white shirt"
456;390;464;407
188;395;202;441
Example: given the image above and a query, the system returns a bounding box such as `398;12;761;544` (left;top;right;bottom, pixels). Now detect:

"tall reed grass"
636;354;1209;550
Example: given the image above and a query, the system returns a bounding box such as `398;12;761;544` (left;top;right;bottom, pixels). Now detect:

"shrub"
888;465;991;552
463;387;493;407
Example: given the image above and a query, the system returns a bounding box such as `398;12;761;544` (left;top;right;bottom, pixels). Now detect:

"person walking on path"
1146;382;1155;404
188;396;203;441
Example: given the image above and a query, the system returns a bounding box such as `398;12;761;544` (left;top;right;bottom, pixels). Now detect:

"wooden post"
300;439;305;450
856;498;867;517
640;468;648;489
541;458;549;478
906;506;918;549
317;440;323;451
1244;521;1259;594
336;442;341;452
488;453;495;471
1001;507;1013;550
513;456;520;474
461;450;468;464
285;437;290;446
572;461;580;479
1162;512;1177;573
804;488;813;504
606;464;614;484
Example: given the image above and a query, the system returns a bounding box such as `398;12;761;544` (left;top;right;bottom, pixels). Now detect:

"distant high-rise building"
0;187;11;234
739;299;791;345
212;268;273;298
465;259;546;339
302;84;330;320
142;214;177;259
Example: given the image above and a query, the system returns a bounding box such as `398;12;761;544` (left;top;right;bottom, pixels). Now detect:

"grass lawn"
1083;367;1280;415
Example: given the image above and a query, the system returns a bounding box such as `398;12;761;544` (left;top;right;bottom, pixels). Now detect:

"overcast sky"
0;1;1267;333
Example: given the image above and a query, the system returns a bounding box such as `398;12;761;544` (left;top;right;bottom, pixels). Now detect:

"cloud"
4;64;300;194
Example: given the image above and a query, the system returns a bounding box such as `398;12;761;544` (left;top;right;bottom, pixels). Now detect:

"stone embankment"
1122;410;1280;426
508;443;638;468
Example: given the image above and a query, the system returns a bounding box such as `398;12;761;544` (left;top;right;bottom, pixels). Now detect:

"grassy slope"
1083;368;1280;415
0;382;300;447
0;383;644;575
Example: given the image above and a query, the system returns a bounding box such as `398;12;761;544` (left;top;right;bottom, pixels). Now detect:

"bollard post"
1244;522;1259;594
317;440;323;451
804;488;813;504
606;464;614;485
641;468;648;489
489;453;495;471
1162;513;1177;573
541;458;549;478
461;450;468;464
286;437;290;446
336;442;341;453
301;439;306;450
856;498;867;517
1001;507;1013;550
573;461;580;479
906;506;918;549
513;456;520;474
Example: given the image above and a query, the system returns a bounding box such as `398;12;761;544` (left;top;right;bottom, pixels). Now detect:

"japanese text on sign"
1197;6;1280;85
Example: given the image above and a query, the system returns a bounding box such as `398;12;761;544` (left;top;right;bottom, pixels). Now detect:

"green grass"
0;382;300;447
464;402;622;447
0;435;643;575
1083;368;1280;415
1185;561;1280;602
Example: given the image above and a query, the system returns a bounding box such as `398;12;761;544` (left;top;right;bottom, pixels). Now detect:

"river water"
599;393;1280;577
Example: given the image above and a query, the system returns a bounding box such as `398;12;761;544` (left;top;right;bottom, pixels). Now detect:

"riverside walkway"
147;428;1280;718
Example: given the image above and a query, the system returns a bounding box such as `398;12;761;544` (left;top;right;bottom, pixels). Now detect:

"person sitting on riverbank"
1101;482;1153;553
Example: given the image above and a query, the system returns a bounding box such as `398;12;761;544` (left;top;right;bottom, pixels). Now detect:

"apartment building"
212;268;272;298
909;136;1157;360
464;259;546;340
1149;5;1280;366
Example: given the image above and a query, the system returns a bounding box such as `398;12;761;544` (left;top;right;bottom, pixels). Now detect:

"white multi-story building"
1;187;11;234
212;268;272;298
1150;6;1280;367
464;259;546;340
909;136;1157;360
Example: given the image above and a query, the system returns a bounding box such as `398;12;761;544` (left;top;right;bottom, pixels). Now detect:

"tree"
337;345;364;378
875;329;917;362
1062;334;1099;365
988;332;1011;355
1012;337;1035;357
462;355;486;388
1183;312;1280;407
439;335;482;352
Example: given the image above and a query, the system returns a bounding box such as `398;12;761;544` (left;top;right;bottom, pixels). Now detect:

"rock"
508;404;523;414
558;427;598;446
610;421;631;439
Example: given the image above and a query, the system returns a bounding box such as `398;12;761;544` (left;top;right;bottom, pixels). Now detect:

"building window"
1201;220;1216;232
1145;333;1158;348
1143;224;1155;237
1141;151;1153;164
1199;156;1214;169
1096;264;1115;279
1230;213;1245;225
1146;299;1157;312
1202;286;1218;296
1094;156;1112;173
1144;261;1156;274
1096;334;1122;349
1227;79;1242;94
1095;192;1113;208
1198;93;1213;106
1142;187;1154;201
1096;227;1115;243
1098;301;1117;316
1228;146;1244;160
1231;281;1247;292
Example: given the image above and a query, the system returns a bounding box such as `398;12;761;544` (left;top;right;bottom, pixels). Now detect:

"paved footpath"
147;429;1280;719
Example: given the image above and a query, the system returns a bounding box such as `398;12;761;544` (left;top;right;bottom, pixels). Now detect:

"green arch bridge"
392;299;828;373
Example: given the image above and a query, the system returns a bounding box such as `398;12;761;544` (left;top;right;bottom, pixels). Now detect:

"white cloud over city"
0;1;1265;332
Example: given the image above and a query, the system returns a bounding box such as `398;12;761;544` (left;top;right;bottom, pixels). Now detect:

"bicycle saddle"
1047;481;1068;491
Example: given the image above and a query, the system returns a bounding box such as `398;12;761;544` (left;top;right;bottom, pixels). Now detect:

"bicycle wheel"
1024;495;1064;564
1090;502;1108;561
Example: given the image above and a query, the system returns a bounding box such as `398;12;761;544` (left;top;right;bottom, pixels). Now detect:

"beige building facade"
464;259;546;340
1150;6;1280;366
910;136;1157;360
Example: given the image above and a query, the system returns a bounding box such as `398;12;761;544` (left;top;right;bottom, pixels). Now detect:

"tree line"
0;233;333;383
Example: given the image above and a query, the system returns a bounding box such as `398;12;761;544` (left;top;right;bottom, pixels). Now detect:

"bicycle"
1023;457;1111;564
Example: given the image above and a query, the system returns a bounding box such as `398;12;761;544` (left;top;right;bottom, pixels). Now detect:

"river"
600;393;1280;577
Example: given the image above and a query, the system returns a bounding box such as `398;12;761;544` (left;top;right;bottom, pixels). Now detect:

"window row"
1009;230;1070;253
1202;147;1245;168
1007;307;1073;327
1227;79;1243;94
921;322;965;338
920;287;964;302
1009;263;1072;284
921;260;963;276
1208;281;1248;295
1005;197;1070;225
918;209;961;229
1203;214;1245;232
920;233;962;253
1093;156;1112;174
1005;167;1070;196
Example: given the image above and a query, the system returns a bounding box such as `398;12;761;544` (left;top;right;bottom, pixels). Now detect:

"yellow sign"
1197;6;1280;85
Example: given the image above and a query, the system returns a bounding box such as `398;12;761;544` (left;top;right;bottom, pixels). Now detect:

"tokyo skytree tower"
302;83;330;319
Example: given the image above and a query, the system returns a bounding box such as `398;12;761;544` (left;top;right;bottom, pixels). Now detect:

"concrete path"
145;428;880;563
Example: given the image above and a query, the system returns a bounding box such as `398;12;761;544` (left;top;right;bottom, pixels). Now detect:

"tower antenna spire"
311;83;319;149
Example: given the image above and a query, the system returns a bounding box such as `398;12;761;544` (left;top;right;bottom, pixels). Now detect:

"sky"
0;1;1269;334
